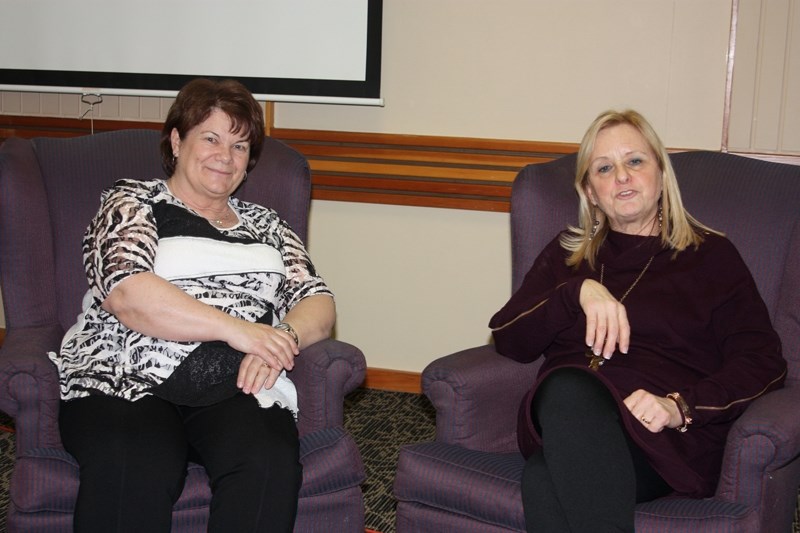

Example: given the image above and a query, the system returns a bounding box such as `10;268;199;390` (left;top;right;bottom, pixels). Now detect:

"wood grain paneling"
272;128;576;212
363;367;422;394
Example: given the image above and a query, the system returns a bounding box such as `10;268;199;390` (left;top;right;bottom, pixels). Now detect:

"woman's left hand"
623;389;683;433
237;353;282;394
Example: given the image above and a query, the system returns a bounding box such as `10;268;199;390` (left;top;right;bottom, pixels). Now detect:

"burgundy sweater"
489;230;786;497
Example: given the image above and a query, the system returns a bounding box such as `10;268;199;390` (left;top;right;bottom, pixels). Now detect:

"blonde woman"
490;110;785;532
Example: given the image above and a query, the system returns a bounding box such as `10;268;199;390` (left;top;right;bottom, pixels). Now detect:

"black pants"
60;393;301;533
521;368;671;533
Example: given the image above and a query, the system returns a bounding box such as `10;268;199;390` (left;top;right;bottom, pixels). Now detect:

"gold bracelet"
274;322;300;346
666;392;693;433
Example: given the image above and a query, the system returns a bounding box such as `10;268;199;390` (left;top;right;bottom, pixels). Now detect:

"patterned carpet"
1;390;798;533
0;429;11;531
343;388;436;533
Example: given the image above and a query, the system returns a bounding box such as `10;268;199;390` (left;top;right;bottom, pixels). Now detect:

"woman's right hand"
579;279;630;361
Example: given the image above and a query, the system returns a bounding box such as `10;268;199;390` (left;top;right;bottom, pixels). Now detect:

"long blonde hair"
561;109;718;268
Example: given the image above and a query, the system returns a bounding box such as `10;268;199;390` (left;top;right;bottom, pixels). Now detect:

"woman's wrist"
274;321;300;346
666;392;693;432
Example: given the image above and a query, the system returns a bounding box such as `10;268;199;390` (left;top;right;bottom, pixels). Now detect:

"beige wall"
277;0;732;148
1;0;736;372
283;0;734;372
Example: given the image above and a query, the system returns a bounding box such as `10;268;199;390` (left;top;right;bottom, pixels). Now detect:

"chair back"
511;151;800;384
0;129;311;334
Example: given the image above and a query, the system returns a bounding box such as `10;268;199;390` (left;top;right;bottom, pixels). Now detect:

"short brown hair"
160;78;265;176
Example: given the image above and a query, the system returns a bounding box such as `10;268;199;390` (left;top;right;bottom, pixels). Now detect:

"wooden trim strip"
309;160;520;182
313;175;512;197
313;189;510;212
272;127;577;154
732;152;800;166
363;367;422;394
287;144;550;168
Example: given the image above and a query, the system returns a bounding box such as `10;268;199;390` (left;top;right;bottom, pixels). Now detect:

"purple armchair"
0;129;367;532
394;151;800;532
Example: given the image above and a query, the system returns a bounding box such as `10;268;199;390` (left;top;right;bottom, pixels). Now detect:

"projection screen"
0;0;383;105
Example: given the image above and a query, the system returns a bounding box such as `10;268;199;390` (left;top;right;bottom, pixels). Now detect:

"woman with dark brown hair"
50;78;335;532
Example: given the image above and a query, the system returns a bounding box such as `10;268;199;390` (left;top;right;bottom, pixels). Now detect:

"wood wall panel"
271;127;576;212
0;115;578;212
363;367;422;394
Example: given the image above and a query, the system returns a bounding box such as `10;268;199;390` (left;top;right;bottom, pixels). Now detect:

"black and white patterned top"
49;179;332;416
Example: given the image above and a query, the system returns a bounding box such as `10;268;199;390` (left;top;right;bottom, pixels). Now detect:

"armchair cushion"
394;443;525;531
9;448;78;514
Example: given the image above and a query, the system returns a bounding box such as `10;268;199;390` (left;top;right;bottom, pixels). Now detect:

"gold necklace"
207;206;237;227
201;210;231;227
191;204;233;228
585;255;655;371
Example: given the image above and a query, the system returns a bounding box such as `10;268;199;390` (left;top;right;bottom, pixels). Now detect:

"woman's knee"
60;396;188;500
203;405;301;488
533;368;619;428
537;368;607;402
233;432;299;475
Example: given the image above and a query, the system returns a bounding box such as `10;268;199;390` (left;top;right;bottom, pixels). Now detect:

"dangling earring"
588;209;600;240
657;202;663;231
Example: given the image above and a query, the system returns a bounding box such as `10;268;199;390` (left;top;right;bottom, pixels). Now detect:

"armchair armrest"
290;338;366;437
716;385;800;505
422;344;541;453
0;324;64;454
